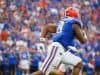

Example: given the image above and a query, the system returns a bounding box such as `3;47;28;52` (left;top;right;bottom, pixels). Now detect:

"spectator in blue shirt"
8;49;17;75
2;51;10;75
30;52;42;73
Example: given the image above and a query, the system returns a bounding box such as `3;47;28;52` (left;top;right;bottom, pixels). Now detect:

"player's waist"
53;42;78;55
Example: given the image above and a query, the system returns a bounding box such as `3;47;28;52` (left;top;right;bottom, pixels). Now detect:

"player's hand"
40;37;48;44
82;30;88;40
82;30;89;43
40;37;46;42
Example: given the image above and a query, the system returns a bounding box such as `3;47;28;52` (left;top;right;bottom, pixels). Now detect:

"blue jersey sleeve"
71;19;82;28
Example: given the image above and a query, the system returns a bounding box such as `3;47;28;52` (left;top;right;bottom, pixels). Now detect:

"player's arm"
41;24;56;38
72;24;87;44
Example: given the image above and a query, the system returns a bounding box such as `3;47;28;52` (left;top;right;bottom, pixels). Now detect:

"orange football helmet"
65;7;79;18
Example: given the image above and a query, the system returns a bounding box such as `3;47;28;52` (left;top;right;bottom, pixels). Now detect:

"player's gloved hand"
88;63;94;69
40;37;48;44
40;37;46;42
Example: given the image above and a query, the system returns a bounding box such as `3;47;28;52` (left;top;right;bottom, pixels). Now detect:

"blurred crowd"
0;0;100;75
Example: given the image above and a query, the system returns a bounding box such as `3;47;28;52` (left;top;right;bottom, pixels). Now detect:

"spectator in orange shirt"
0;29;9;41
37;0;48;8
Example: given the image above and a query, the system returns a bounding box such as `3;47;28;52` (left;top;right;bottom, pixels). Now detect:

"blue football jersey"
53;17;82;50
19;51;30;60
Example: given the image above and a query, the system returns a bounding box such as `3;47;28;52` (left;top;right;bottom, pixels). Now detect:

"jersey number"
57;21;64;33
